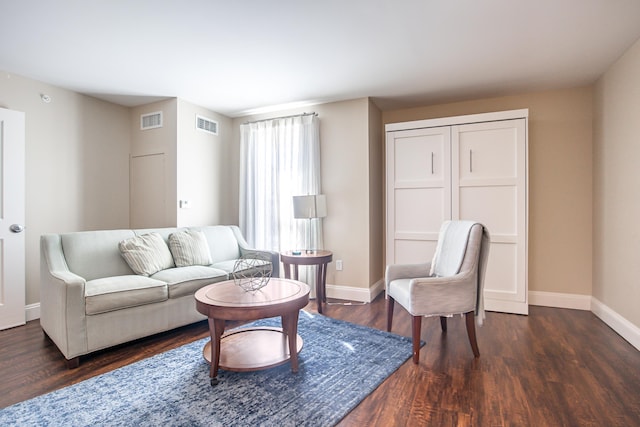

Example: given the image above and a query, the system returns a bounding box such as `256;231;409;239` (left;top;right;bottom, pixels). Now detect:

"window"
239;114;322;254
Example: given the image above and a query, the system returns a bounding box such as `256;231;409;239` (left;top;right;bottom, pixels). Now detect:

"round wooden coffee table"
195;278;310;386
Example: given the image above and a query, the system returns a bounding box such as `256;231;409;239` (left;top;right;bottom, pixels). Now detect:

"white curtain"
239;114;323;255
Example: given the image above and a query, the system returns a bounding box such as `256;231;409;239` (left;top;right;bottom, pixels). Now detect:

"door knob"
9;224;24;233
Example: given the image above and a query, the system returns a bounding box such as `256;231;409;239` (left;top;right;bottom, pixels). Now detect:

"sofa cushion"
61;230;137;280
194;226;241;264
168;230;212;267
151;266;228;298
118;232;175;276
85;276;168;315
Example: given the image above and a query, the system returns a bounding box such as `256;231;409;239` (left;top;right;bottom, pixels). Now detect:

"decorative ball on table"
232;252;273;292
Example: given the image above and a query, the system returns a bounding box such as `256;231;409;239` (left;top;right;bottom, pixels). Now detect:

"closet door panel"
386;127;451;266
484;243;519;294
395;188;447;234
457;124;519;180
453;118;527;314
394;130;447;184
458;186;517;235
395;240;438;265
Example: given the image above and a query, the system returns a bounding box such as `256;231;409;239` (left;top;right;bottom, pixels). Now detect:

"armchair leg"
465;311;480;358
440;316;447;333
386;297;395;332
412;315;422;364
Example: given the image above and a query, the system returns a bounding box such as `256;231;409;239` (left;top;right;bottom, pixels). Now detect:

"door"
0;108;26;330
386;126;451;265
452;118;528;314
130;153;168;228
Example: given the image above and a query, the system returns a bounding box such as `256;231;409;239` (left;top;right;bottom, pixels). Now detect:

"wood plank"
0;296;639;426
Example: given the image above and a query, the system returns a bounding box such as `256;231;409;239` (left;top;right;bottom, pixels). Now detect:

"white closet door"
452;118;528;314
386;127;451;265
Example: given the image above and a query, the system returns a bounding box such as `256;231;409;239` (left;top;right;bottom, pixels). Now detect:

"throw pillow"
119;232;175;276
168;229;213;267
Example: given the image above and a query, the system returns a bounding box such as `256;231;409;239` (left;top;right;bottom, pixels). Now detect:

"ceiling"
1;1;640;117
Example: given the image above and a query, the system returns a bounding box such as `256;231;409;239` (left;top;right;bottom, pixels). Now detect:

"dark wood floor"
1;294;639;426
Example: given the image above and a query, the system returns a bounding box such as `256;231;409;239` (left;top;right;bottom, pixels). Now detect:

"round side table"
280;250;332;314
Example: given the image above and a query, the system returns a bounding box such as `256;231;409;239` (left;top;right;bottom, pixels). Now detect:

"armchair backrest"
458;224;484;277
431;221;484;278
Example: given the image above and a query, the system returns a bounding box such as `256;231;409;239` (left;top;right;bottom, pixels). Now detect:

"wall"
367;99;384;287
0;71;131;306
176;100;234;227
382;87;594;297
232;98;383;297
593;37;640;329
130;99;178;227
130;99;234;228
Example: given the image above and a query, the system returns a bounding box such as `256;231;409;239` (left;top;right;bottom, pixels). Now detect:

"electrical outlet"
336;260;343;271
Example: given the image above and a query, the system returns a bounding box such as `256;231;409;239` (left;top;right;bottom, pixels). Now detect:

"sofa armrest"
40;234;89;360
229;226;280;278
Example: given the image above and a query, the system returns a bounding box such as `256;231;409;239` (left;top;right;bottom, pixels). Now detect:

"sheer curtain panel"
239;114;323;256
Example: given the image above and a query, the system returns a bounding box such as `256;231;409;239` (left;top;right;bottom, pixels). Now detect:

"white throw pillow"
119;232;175;276
168;230;213;267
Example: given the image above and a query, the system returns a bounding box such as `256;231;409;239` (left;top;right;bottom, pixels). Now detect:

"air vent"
140;111;163;130
196;114;218;135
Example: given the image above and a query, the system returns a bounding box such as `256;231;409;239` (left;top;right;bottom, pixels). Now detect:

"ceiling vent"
140;111;163;130
196;114;218;135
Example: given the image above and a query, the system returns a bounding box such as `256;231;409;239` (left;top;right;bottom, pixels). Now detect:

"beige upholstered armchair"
385;221;490;364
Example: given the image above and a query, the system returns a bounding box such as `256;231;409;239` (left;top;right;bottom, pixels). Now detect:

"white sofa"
40;225;278;367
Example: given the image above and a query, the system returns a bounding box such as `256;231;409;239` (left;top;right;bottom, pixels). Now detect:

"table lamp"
293;194;327;254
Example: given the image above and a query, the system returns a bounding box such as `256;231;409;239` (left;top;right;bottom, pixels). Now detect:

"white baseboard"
25;302;40;322
528;290;592;310
326;279;384;303
591;297;640;352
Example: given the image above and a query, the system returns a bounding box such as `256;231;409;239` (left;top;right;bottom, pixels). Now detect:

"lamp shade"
293;195;327;219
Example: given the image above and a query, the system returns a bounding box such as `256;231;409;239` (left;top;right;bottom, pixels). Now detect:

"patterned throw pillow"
119;232;175;276
168;230;212;267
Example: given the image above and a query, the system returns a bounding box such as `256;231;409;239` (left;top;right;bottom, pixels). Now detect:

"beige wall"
176;100;234;227
130;99;178;227
0;71;131;305
130;99;235;228
232;98;380;292
593;38;640;328
368;100;384;285
319;99;372;290
382;87;594;296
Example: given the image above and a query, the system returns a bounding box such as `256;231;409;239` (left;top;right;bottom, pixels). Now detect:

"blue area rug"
0;312;415;426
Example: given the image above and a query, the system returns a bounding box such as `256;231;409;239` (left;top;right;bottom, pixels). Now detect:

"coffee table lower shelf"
202;326;304;371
